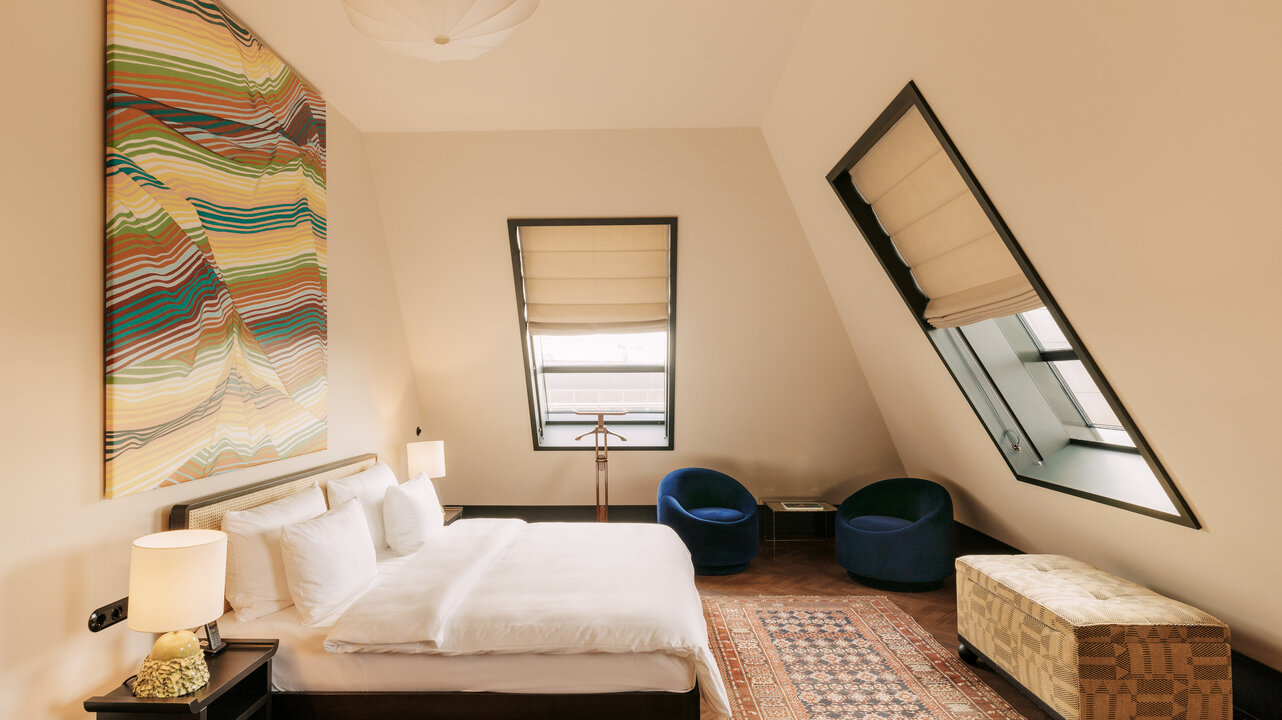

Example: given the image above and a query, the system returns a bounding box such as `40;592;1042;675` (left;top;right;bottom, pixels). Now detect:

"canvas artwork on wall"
105;0;328;498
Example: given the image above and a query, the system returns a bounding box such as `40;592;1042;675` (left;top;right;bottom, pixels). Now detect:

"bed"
169;453;727;720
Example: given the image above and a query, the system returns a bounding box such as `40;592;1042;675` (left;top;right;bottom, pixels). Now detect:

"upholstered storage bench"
956;554;1231;720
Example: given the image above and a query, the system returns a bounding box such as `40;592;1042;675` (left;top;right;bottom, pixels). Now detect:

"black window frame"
508;217;677;451
826;82;1198;528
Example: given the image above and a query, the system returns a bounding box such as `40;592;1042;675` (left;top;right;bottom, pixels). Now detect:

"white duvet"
324;518;730;718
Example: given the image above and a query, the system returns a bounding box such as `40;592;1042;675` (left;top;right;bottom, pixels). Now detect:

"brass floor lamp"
574;411;626;522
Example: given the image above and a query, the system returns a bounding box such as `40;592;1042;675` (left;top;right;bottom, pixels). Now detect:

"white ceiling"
218;0;815;133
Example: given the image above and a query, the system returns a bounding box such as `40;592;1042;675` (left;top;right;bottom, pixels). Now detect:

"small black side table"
764;500;837;554
85;638;277;720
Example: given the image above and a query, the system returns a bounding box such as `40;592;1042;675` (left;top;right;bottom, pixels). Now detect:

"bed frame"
169;453;701;720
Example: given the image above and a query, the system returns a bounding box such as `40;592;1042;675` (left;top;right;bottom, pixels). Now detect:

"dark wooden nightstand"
85;639;277;720
443;506;463;525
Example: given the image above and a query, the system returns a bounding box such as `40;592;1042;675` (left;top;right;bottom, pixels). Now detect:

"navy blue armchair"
657;468;758;575
836;477;954;591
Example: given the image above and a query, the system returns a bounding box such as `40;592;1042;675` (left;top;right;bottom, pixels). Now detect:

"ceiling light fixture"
340;0;541;62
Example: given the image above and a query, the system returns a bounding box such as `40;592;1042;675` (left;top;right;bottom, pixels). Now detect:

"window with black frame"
508;218;676;450
827;82;1198;527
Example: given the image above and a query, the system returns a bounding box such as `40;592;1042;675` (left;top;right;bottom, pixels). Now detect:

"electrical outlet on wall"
87;598;128;632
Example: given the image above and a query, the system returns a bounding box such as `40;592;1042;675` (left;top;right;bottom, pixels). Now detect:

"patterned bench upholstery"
956;554;1231;720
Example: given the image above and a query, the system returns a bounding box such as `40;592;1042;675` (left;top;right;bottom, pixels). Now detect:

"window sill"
537;423;671;450
1020;444;1180;519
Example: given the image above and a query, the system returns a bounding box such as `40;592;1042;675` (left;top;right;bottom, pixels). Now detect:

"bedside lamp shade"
407;440;446;478
127;529;227;634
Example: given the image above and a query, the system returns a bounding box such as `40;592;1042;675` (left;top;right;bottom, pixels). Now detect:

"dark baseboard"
953;521;1022;556
953;522;1282;719
465;504;787;528
464;504;838;538
461;505;657;523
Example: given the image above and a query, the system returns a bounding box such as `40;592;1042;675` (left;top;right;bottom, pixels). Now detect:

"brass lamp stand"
574;411;626;522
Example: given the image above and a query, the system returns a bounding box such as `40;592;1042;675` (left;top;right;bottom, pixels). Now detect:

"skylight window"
827;82;1197;527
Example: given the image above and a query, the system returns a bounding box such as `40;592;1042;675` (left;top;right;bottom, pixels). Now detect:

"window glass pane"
1051;360;1122;428
1019;307;1071;351
1083;427;1135;447
538;332;666;365
543;372;666;414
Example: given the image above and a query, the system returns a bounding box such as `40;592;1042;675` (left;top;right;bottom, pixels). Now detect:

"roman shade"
847;107;1042;328
516;224;672;335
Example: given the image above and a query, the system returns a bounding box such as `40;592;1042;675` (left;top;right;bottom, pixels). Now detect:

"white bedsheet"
325;519;730;718
220;604;695;694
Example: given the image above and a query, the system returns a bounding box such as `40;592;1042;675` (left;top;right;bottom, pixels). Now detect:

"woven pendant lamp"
341;0;541;61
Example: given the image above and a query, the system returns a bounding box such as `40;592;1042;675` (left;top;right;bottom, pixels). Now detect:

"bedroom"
1;1;1279;718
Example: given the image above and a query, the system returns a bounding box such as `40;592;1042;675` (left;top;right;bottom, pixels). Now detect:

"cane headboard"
169;453;379;531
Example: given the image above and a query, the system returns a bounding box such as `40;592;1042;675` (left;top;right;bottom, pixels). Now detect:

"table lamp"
407;440;446;479
127;529;227;697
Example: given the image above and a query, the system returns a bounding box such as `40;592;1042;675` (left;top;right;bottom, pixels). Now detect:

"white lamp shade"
341;0;540;61
127;530;227;634
407;440;447;478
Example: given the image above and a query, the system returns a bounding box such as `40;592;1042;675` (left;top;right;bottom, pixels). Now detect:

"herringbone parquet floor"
695;535;1052;720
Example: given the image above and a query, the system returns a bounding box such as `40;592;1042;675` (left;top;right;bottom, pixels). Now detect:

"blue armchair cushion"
689;507;745;523
836;477;954;591
846;514;912;532
657;468;758;575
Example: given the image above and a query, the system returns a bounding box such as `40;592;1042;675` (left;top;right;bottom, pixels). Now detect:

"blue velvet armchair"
836;477;954;591
657;468;758;575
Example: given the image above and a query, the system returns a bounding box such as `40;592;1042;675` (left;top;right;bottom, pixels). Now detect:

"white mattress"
218;546;696;694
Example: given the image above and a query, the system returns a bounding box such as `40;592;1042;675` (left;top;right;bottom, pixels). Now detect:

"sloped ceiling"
761;0;1282;668
218;0;814;132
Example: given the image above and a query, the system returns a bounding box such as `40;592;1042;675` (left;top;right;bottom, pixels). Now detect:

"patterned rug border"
702;593;1026;720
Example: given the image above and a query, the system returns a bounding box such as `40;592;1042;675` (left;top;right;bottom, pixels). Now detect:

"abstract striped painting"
105;0;327;498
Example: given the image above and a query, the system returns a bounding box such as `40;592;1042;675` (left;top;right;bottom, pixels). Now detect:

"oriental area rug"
703;595;1026;720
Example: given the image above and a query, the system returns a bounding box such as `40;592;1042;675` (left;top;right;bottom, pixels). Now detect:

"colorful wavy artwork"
105;0;327;498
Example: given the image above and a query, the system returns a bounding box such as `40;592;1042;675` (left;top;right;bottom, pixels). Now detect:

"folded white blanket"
325;519;730;718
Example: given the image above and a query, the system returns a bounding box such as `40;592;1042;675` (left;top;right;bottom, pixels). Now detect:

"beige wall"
0;6;420;716
762;0;1282;667
364;128;904;507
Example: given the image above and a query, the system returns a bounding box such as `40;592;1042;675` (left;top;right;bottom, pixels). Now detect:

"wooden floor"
695;536;1051;720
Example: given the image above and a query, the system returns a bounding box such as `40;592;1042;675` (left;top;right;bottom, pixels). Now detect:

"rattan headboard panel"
169;453;379;531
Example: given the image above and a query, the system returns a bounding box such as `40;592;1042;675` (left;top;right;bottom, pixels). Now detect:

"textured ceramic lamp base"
132;630;210;697
133;653;209;697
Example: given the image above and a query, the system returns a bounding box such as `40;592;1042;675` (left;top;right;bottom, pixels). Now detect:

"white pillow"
384;472;446;555
221;485;327;621
326;461;398;549
279;498;378;626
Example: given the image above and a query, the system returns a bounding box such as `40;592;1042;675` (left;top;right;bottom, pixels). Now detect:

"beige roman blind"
517;224;671;335
848;107;1042;328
